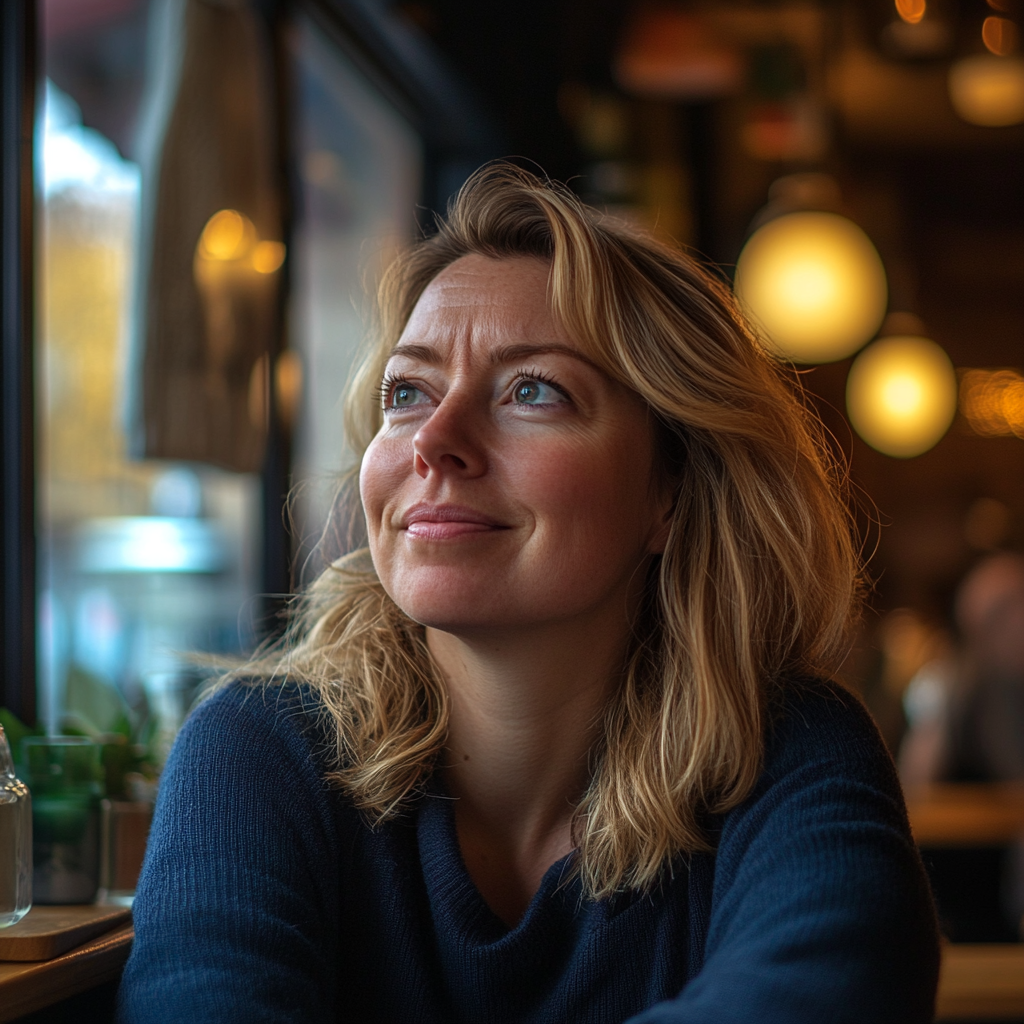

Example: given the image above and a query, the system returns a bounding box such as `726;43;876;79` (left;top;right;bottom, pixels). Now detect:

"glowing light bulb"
846;335;958;457
882;373;924;415
734;211;888;364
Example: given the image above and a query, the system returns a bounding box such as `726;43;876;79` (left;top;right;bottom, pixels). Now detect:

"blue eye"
513;379;564;405
385;381;429;410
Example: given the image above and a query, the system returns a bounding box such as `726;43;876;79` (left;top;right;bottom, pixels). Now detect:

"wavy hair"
245;164;863;898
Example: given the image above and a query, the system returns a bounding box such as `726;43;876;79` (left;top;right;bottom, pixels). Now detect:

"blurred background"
1;0;1022;956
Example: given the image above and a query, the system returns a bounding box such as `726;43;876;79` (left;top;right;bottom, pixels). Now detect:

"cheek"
359;434;405;535
511;432;654;547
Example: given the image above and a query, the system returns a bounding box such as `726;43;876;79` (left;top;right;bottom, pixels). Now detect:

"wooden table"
905;783;1024;847
936;943;1024;1021
0;921;133;1022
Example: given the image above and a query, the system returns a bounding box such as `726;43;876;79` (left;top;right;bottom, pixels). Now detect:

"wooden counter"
905;783;1024;847
936;943;1024;1021
0;921;133;1022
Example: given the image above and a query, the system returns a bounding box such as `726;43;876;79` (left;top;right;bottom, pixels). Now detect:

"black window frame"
1;0;37;724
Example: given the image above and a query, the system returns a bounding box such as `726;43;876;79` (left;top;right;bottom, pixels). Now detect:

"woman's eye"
513;379;565;406
386;383;429;410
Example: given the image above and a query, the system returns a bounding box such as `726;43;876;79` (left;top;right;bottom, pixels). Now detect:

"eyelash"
510;366;570;403
379;370;408;409
378;367;570;409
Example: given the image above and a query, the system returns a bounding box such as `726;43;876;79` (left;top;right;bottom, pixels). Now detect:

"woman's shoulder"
149;680;360;887
763;676;897;781
674;681;938;1024
166;679;337;797
715;675;911;846
185;677;326;736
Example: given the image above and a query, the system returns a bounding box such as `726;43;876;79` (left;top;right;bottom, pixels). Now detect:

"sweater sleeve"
117;683;340;1024
627;682;941;1024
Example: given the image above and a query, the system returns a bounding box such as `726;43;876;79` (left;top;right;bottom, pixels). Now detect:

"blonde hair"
247;164;863;898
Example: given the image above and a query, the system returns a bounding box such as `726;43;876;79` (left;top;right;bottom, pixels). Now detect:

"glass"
23;737;101;904
36;2;261;760
0;724;32;927
97;797;154;907
288;12;422;578
34;2;424;763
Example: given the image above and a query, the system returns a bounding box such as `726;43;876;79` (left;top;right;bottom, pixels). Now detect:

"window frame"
1;0;37;723
1;0;496;725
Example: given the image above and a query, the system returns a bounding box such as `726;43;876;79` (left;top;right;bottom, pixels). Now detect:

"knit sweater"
117;679;939;1023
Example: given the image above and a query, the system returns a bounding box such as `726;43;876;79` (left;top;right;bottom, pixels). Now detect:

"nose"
412;393;488;480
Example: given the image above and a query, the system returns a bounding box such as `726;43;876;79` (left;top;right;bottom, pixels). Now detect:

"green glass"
22;737;102;904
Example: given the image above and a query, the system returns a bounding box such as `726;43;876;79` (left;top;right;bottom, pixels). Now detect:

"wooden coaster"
0;905;132;962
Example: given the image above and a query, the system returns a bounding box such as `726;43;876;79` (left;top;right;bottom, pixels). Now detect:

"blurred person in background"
947;554;1024;783
901;553;1024;785
900;552;1024;935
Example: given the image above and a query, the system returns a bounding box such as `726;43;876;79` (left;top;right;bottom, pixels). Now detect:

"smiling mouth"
402;504;508;540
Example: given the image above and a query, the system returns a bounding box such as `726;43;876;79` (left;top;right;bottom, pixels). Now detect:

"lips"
401;504;508;540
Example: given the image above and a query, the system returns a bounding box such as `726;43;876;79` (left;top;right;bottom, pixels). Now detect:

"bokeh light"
198;209;253;261
734;211;888;364
196;209;285;273
846;335;958;457
252;240;286;274
948;55;1024;126
982;16;1020;57
896;0;926;25
960;368;1024;437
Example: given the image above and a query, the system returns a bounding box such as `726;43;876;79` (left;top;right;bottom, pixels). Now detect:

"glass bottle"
0;723;32;927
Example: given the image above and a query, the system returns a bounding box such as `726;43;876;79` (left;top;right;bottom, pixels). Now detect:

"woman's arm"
629;682;941;1024
117;684;341;1024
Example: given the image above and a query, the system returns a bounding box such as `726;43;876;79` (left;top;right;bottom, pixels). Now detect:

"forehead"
398;254;567;352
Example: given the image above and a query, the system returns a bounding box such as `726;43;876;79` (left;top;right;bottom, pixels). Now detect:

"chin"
391;585;511;633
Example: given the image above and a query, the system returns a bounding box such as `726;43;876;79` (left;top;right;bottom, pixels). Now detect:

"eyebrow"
385;342;601;370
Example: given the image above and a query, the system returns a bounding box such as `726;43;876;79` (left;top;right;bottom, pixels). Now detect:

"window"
37;5;261;757
31;0;423;761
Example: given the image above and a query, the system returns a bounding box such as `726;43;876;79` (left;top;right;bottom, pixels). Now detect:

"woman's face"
360;254;670;638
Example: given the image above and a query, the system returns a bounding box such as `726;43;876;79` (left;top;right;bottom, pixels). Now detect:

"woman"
119;165;939;1023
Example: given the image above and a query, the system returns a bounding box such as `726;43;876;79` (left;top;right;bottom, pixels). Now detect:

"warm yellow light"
960;368;1024;437
948;55;1024;126
983;16;1019;56
881;373;924;415
275;349;304;432
896;0;926;25
734;212;888;364
846;335;958;457
252;240;286;274
198;209;256;261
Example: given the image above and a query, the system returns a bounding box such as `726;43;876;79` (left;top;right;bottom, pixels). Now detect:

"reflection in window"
35;5;424;768
36;78;260;763
289;14;422;578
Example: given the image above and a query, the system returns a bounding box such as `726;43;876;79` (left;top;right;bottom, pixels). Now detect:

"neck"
427;613;630;924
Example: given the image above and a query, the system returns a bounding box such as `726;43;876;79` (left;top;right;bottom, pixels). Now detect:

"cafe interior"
0;0;1023;1019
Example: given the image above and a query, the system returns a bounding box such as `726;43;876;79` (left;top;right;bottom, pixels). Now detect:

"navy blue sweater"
118;679;939;1023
